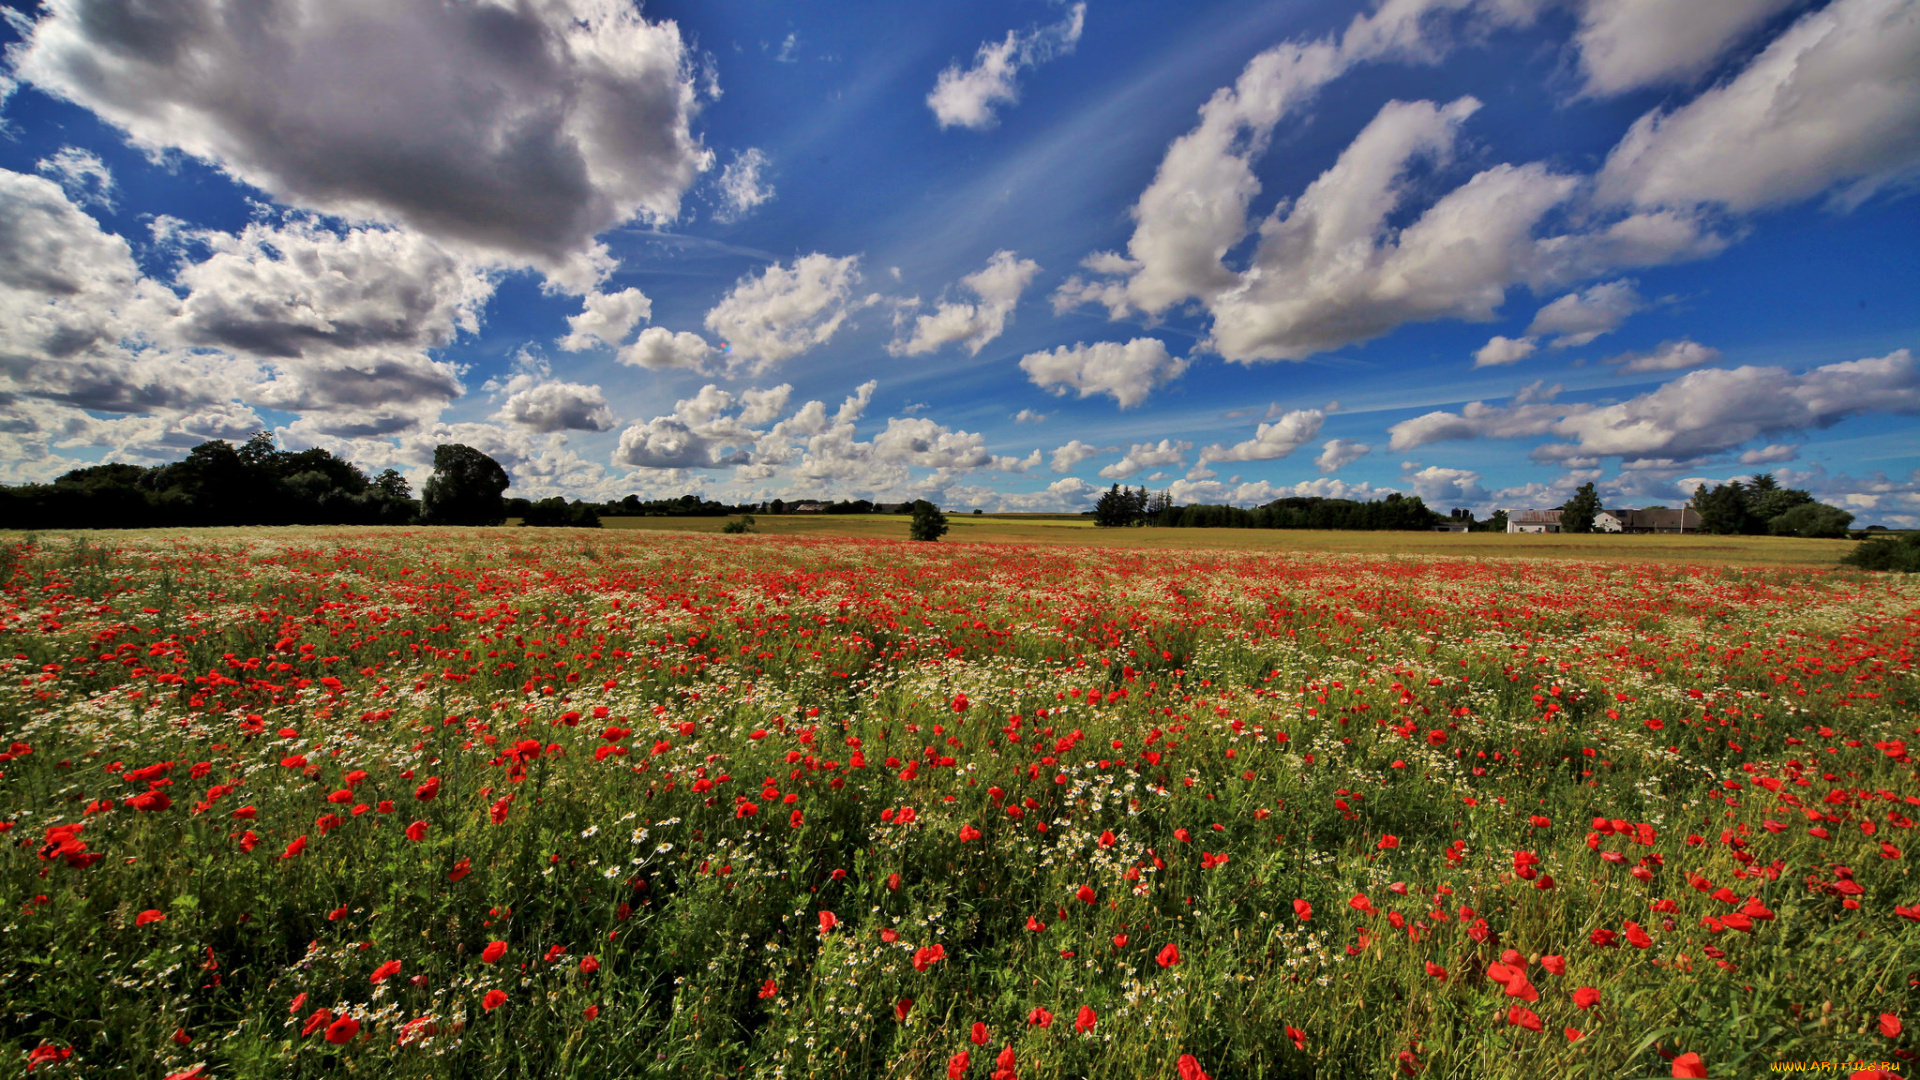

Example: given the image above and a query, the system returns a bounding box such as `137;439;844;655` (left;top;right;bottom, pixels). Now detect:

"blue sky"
2;0;1917;522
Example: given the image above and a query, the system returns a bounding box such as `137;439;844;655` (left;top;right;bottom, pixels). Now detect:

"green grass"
591;513;1862;568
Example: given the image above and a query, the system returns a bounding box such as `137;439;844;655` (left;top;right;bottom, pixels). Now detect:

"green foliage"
1558;482;1601;533
1841;530;1920;571
1692;482;1756;535
1093;485;1148;527
1156;492;1443;530
1766;502;1852;539
0;432;418;529
908;500;948;541
422;444;510;526
521;498;604;529
721;514;756;535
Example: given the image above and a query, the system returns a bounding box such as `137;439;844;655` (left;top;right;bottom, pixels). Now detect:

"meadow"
596;514;1864;569
0;527;1914;1079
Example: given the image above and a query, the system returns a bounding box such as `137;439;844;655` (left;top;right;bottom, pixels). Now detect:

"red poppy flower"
163;1066;205;1080
819;911;838;933
1076;883;1096;904
895;997;913;1021
1156;942;1180;968
136;909;166;927
971;1021;990;1045
579;954;600;974
447;857;472;882
1377;834;1400;850
1292;899;1312;921
1572;987;1600;1010
405;820;429;842
583;1005;599;1019
1027;1006;1053;1028
759;979;778;999
1075;1006;1097;1033
482;989;507;1011
1177;1054;1213;1080
959;824;981;842
1113;933;1129;947
1424;961;1447;981
992;1045;1018;1080
281;835;308;859
1670;1052;1706;1078
912;944;946;972
324;1015;360;1044
481;941;507;964
1564;1027;1582;1042
370;960;402;984
301;1008;332;1037
1099;830;1116;847
1881;1013;1902;1038
1540;955;1566;976
1507;1006;1542;1032
1287;1026;1306;1050
948;1051;971;1080
1624;921;1653;949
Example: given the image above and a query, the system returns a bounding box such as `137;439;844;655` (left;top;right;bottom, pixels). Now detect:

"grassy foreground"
594;514;1863;568
1;528;1915;1079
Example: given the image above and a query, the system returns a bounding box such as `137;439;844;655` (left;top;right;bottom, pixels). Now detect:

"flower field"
2;528;1916;1080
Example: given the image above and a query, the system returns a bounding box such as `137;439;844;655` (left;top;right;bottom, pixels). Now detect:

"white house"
1506;509;1562;533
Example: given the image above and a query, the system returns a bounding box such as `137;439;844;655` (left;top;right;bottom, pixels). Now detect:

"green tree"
1094;484;1147;527
422;444;510;526
1692;482;1754;535
1843;531;1920;572
1483;509;1509;533
1767;502;1853;539
1560;482;1601;533
909;500;949;541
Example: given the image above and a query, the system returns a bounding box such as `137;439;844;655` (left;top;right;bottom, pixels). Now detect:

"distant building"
789;501;826;514
1614;507;1700;533
1507;506;1700;534
1430;522;1470;532
1507;509;1563;534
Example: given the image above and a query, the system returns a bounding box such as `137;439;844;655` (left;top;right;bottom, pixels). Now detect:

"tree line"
1092;485;1448;530
0;438;594;531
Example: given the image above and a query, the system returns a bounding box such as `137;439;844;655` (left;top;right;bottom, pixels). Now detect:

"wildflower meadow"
1;528;1915;1079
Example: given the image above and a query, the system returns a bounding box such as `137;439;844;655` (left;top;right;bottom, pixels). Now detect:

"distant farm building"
1507;507;1701;534
1507;509;1563;533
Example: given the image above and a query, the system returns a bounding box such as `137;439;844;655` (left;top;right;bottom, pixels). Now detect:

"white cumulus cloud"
1100;439;1190;480
1315;438;1372;473
1527;279;1643;347
558;288;653;352
1473;335;1538;367
1597;0;1920;213
10;0;714;269
891;250;1040;356
716;148;775;223
928;3;1086;130
617;327;717;372
1018;338;1188;409
1198;409;1325;465
704;253;864;372
1609;338;1722;374
1573;0;1806;96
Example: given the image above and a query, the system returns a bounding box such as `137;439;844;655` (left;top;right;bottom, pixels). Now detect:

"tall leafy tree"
1692;482;1754;535
1560;482;1601;533
908;500;949;541
422;444;510;526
